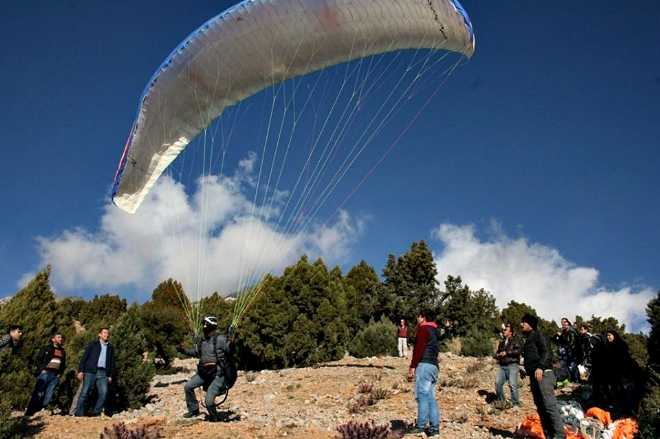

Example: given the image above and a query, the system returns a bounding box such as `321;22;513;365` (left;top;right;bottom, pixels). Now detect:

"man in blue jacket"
74;327;115;416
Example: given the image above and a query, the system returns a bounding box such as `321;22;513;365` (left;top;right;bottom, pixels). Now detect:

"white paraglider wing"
111;0;475;213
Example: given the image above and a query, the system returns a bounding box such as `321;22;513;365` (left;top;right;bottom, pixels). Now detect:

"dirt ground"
29;353;546;438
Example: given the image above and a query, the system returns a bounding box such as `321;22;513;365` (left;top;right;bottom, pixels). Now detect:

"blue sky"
1;1;658;329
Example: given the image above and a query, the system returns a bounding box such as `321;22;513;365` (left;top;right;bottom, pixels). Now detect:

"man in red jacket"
407;309;440;437
397;319;408;357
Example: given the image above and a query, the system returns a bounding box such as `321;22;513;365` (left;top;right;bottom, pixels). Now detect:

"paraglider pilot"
177;316;236;421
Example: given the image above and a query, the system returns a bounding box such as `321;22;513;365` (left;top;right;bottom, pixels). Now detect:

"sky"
1;1;659;331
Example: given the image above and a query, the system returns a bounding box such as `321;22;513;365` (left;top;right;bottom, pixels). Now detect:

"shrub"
100;422;163;439
466;360;487;375
370;387;390;401
336;420;391;439
638;374;660;439
357;383;373;394
461;328;495;357
347;395;375;414
0;398;21;439
348;317;397;358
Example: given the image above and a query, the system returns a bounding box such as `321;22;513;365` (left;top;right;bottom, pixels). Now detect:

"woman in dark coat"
592;330;643;416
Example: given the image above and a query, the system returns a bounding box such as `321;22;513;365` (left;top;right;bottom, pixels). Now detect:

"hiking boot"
183;409;200;418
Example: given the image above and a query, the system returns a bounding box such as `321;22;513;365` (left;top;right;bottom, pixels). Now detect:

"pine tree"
344;260;380;332
108;306;155;412
139;280;190;368
235;256;349;369
0;267;73;410
439;276;499;356
381;241;440;323
638;291;660;438
79;294;127;328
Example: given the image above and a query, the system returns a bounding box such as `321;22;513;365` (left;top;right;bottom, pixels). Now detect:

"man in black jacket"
178;316;235;421
552;317;578;382
74;327;115;416
25;332;67;416
520;314;564;439
495;323;521;407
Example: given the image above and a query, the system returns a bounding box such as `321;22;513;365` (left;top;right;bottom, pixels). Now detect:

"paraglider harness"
197;333;238;408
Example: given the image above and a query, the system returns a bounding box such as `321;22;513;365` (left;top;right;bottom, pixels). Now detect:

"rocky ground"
28;353;560;438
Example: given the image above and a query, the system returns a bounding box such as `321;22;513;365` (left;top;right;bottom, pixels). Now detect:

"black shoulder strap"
213;334;220;363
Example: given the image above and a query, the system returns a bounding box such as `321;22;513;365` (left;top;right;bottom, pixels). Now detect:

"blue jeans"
496;363;520;405
415;362;440;431
25;370;60;415
184;373;227;417
75;369;108;416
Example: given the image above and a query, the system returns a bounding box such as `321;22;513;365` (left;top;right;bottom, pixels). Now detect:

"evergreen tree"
0;268;74;411
499;299;557;339
395;241;439;320
439;276;499;356
380;241;439;323
501;300;538;328
236;256;349;369
0;267;73;365
639;291;660;439
108;305;155;412
57;297;87;322
79;294;127;328
378;254;400;320
647;292;660;372
151;278;191;311
344;260;380;332
139;280;189;368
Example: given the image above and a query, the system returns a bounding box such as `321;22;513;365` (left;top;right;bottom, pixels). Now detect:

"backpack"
213;335;237;391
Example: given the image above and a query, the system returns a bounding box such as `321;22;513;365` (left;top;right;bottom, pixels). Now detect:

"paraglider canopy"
111;0;475;213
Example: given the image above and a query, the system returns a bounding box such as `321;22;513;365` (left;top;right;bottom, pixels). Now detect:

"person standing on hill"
576;323;597;381
552;317;578;382
25;332;67;416
397;319;409;357
494;323;521;407
177;316;236;422
0;325;23;355
408;309;440;437
520;314;564;439
74;327;115;417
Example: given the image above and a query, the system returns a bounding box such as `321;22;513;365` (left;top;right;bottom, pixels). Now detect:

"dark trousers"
25;370;59;416
184;373;227;417
74;369;108;416
530;370;564;438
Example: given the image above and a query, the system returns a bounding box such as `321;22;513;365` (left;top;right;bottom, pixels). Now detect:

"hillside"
29;353;543;438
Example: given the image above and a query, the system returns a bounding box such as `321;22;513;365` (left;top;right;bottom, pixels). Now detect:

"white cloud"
27;157;363;301
432;223;654;332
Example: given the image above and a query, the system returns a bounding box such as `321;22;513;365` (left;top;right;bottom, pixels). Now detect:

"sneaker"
183;410;200;418
427;428;440;437
407;426;426;435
